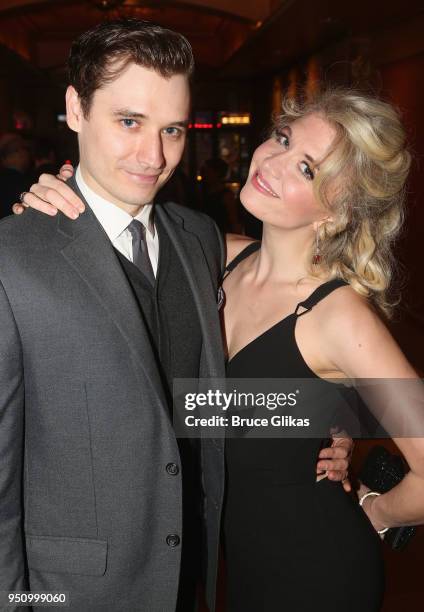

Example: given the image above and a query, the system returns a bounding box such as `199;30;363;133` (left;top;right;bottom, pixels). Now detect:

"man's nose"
136;134;165;170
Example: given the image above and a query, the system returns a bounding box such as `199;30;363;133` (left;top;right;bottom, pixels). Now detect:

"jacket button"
166;462;179;476
166;534;180;547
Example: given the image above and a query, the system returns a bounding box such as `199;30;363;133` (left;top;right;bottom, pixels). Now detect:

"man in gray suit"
2;18;351;612
0;19;225;612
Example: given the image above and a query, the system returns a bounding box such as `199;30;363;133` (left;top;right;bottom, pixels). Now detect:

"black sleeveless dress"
224;243;384;612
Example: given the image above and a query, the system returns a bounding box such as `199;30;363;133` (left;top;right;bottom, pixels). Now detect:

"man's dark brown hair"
68;18;194;117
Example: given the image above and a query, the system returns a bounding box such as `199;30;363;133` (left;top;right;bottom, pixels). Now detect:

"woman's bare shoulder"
322;283;376;321
314;284;413;377
225;233;257;267
315;283;378;334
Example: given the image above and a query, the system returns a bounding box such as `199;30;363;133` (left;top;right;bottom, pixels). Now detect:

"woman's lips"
251;172;278;197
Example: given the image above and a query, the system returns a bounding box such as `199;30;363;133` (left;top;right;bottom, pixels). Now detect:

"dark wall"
381;51;424;371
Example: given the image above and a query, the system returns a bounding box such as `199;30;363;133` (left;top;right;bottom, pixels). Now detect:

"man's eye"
121;119;137;128
163;127;183;138
300;161;314;181
275;129;289;148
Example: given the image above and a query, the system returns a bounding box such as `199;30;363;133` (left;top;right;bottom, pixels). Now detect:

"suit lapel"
155;204;225;379
57;180;168;410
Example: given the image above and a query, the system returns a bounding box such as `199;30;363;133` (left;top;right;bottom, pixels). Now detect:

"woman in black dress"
222;89;424;611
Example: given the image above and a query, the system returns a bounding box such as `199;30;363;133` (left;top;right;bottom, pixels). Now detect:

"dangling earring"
312;230;321;265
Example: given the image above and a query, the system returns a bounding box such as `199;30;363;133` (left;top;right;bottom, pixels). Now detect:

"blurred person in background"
200;157;243;233
0;132;32;218
30;137;58;183
155;164;197;209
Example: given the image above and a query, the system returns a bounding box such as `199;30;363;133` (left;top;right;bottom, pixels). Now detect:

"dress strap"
294;278;348;316
223;241;261;279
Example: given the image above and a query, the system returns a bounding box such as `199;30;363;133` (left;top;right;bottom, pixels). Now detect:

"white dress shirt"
75;165;159;276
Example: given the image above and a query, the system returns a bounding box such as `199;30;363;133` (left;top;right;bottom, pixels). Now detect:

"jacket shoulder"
0;209;58;248
160;201;225;277
160;201;216;230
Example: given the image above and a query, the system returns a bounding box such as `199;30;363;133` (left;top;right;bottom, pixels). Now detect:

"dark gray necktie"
127;219;155;285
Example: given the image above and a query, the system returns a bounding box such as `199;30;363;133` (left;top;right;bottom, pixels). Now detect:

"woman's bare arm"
320;289;424;529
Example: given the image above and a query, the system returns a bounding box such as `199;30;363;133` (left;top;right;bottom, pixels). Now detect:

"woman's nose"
262;147;285;179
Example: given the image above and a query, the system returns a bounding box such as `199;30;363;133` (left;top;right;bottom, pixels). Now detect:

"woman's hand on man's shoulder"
12;163;83;219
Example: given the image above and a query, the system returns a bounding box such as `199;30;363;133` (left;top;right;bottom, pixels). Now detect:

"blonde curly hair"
274;88;411;317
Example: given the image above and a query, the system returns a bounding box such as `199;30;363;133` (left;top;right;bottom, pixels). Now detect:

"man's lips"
123;170;161;184
251;171;278;197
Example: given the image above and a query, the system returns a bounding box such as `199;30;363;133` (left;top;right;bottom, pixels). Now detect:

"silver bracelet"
359;491;389;535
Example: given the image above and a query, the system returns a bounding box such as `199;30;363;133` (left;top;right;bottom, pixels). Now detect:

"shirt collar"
75;165;155;242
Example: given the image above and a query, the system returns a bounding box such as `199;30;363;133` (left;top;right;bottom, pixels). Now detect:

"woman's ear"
313;216;334;232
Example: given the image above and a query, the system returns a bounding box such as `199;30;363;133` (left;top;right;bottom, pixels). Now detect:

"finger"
20;191;59;216
331;438;353;452
327;469;348;482
29;187;79;219
331;439;350;452
57;164;74;181
320;447;346;459
30;184;83;218
330;426;349;436
36;173;84;212
317;458;348;473
319;446;348;460
12;203;26;215
342;478;352;493
331;430;354;452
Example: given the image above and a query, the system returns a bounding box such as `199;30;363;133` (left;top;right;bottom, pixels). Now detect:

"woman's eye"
300;161;315;181
121;119;137;128
275;130;289;148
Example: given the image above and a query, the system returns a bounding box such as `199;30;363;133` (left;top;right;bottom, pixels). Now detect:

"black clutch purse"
358;445;416;550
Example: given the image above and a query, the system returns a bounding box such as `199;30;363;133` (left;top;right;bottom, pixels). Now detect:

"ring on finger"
19;191;30;206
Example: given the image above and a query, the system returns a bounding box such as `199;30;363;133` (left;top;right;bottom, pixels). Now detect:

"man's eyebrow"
170;120;189;128
112;109;189;128
112;108;147;118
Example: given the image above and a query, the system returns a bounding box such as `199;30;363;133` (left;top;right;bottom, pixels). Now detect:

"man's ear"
66;86;84;133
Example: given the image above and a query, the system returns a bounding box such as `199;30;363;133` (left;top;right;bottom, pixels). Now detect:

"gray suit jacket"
0;190;226;611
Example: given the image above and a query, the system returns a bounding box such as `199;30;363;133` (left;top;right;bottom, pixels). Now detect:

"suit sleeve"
207;217;226;278
0;277;28;597
214;221;226;276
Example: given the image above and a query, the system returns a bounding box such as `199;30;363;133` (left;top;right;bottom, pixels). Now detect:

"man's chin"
111;187;158;209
